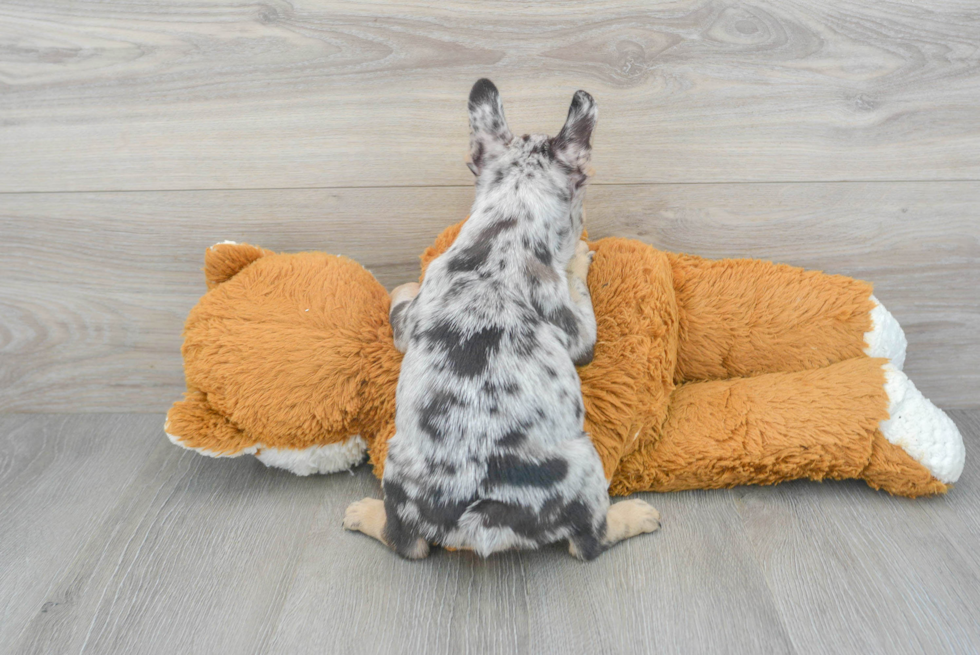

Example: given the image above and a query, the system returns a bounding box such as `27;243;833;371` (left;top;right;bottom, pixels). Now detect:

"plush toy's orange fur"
166;221;946;498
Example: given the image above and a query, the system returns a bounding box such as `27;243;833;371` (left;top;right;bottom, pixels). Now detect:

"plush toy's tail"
204;242;274;289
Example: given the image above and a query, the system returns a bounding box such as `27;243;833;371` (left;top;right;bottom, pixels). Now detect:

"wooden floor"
0;412;978;654
3;0;980;653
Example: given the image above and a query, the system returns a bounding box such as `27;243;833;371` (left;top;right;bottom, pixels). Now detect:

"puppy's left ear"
553;90;597;168
468;78;513;174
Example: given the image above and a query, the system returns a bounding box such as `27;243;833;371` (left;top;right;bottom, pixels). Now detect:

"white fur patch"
254;437;368;476
880;364;965;484
208;240;239;250
165;419;367;475
864;295;907;370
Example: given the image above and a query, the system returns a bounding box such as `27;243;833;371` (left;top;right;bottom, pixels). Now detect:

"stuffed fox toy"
165;221;964;499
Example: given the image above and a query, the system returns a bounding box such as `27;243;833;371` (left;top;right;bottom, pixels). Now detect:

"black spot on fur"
534;244;551;266
448;239;492;273
468;78;499;111
470;494;605;551
547;304;579;341
573;344;593;367
447;219;517;273
553;90;596;156
482;218;517;239
383;480;423;556
485;454;568;488
417;390;463;441
473;499;541;539
422;323;504;378
446;277;471;299
435;462;457;475
564;501;606;561
482;379;520;400
529;139;553;159
385;478;409;506
497;427;527;447
511;320;539;357
390;301;408;335
417;489;475;531
471;140;486;170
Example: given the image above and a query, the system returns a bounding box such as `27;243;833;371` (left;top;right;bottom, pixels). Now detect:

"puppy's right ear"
468;79;512;174
553;90;597;169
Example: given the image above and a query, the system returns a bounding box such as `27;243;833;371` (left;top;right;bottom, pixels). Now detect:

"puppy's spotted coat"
344;79;660;560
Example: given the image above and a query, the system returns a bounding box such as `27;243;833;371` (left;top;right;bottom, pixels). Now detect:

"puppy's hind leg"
343;498;430;559
568;498;660;560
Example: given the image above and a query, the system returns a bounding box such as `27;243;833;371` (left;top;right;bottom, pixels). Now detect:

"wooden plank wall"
1;0;978;411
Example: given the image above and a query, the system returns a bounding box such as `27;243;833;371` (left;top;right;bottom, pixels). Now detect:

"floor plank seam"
2;178;979;196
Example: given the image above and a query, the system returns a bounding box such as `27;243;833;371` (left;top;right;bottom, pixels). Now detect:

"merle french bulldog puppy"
343;79;660;560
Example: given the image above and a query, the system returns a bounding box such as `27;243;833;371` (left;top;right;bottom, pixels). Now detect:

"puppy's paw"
390;282;420;305
628;499;661;534
343;497;385;538
568;241;594;284
606;498;661;544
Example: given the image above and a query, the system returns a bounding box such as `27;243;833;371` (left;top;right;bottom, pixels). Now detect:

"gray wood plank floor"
1;412;978;655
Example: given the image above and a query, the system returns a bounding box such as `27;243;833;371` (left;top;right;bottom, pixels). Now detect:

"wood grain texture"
6;414;328;655
0;414;158;648
2;181;976;412
1;0;979;191
269;483;793;655
2;412;978;654
732;410;980;654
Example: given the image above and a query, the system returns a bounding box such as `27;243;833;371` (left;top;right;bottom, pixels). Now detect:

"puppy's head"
466;79;597;248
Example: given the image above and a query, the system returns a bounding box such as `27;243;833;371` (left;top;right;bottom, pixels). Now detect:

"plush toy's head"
165;243;402;474
166;226;681;479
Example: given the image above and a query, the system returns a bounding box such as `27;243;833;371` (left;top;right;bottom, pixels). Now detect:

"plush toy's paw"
166;391;369;475
254;437;368;476
604;498;661;545
880;364;965;484
864;295;907;370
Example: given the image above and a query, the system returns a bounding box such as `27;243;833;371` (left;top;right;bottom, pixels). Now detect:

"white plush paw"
864;295;907;370
880;364;965;484
254;436;367;476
